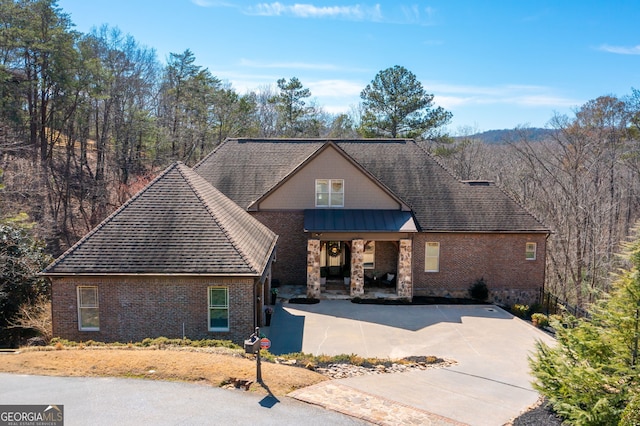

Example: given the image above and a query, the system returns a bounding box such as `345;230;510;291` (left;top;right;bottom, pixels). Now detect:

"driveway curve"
269;301;555;426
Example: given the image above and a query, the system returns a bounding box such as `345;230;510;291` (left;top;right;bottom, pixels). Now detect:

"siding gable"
255;144;406;210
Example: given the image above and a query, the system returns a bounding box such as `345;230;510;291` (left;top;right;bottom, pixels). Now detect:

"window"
525;242;537;260
77;286;99;331
208;287;229;331
315;179;344;207
425;242;440;272
363;241;375;269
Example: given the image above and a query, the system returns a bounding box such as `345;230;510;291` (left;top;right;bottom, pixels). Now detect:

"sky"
56;0;640;133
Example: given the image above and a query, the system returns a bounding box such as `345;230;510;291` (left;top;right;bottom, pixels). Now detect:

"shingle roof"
195;138;549;233
44;162;277;275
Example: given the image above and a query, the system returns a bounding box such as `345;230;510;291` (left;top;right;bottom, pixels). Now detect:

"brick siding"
251;210;545;306
252;211;307;285
51;276;255;345
412;233;546;306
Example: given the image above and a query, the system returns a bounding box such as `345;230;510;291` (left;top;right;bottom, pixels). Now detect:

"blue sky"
57;0;640;132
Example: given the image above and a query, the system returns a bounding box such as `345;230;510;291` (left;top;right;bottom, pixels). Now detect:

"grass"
0;338;446;397
0;340;327;397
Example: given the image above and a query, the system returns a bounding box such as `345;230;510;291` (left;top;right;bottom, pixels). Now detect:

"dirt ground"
0;347;327;397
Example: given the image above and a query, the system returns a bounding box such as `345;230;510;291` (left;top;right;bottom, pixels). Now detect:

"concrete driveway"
268;300;555;426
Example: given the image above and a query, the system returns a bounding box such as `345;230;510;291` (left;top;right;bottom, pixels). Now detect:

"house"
194;138;549;305
44;162;277;344
45;138;549;344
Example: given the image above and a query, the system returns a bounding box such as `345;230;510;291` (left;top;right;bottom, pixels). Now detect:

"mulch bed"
511;399;564;425
288;298;320;304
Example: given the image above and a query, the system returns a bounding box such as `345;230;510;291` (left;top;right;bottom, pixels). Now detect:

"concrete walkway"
268;298;555;426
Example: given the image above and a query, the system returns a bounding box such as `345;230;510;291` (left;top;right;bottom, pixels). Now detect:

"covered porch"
303;209;417;300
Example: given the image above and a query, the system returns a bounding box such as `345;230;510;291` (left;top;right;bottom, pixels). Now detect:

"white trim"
525;242;537;260
208;287;230;332
425;242;440;272
77;286;99;331
315;178;344;208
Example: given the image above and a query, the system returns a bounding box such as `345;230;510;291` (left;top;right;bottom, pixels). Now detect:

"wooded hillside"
2;0;640;309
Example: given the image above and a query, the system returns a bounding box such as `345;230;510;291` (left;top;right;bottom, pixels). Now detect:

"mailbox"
244;335;260;354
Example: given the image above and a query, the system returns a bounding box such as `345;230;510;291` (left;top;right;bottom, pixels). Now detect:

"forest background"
2;0;640;324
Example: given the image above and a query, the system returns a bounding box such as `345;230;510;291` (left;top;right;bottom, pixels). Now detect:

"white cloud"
191;0;235;7
429;82;580;108
244;2;383;21
238;59;341;71
307;79;364;98
400;5;435;25
598;44;640;55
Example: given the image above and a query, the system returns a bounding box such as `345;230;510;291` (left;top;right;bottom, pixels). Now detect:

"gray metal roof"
304;209;417;232
44;162;277;276
195;138;549;233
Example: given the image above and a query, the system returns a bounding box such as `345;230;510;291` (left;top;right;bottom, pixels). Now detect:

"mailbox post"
244;327;262;383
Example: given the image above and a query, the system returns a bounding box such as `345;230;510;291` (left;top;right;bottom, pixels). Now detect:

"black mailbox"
244;335;260;354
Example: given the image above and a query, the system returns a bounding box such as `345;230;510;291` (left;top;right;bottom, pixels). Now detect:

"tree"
504;96;637;307
530;224;640;425
359;65;451;139
269;77;314;137
326;113;357;138
0;221;51;346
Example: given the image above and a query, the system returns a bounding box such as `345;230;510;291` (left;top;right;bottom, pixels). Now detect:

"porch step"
275;284;401;302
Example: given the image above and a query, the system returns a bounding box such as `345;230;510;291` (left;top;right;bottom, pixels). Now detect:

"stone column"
307;239;321;299
397;239;413;299
350;239;365;297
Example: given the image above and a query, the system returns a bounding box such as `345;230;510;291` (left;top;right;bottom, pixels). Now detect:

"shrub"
620;392;640;426
512;304;530;318
468;278;489;301
531;313;549;328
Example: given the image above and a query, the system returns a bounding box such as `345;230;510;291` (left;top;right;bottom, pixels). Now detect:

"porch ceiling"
304;209;418;233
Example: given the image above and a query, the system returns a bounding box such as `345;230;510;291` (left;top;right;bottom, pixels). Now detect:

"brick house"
194;138;549;305
46;138;549;344
44;163;277;344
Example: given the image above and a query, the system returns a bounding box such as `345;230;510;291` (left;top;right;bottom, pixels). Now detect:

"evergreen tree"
269;77;314;137
530;225;640;425
0;220;51;346
359;65;451;139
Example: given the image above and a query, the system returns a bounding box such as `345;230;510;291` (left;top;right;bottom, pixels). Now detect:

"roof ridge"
175;163;257;273
43;162;181;273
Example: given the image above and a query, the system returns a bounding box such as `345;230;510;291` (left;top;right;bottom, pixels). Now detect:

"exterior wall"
257;146;402;210
412;233;547;306
373;241;398;276
51;276;255;345
252;211;307;285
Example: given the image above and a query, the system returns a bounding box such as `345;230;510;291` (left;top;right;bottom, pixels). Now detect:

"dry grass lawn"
0;347;327;396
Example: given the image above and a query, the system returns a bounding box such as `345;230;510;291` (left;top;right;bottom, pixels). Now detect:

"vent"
463;180;493;186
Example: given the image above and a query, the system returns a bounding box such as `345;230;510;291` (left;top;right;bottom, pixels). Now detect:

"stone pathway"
289;381;468;426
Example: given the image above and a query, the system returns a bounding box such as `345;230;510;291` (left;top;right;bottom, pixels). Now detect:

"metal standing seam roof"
195;138;549;233
304;209;417;232
43;162;278;276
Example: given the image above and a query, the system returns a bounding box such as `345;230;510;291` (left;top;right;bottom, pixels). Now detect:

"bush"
620;392;640;426
531;313;549;328
468;278;489;301
512;304;530;318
